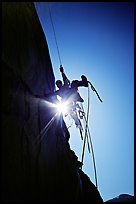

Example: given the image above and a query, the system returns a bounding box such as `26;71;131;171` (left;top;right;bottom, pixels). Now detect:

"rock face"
2;2;103;202
106;194;134;202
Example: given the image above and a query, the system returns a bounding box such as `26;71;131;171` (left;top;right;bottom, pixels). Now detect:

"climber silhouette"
43;66;88;140
47;65;88;104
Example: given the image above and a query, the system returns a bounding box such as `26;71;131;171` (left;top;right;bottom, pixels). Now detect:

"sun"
56;101;68;115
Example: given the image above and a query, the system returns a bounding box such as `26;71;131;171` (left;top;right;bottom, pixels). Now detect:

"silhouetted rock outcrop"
2;2;103;202
106;194;134;202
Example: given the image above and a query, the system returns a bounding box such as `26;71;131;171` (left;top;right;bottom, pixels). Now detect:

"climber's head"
56;80;62;88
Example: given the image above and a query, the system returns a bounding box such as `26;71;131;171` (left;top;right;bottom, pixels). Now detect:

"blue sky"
34;2;134;201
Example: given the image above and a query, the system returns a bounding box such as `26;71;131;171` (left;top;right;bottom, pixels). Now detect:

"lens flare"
56;102;68;115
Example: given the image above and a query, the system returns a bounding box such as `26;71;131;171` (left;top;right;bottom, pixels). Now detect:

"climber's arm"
60;65;70;86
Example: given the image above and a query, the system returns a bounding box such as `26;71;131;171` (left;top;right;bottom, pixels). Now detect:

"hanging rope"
81;86;90;164
82;113;90;153
84;115;98;189
48;3;62;66
80;85;98;189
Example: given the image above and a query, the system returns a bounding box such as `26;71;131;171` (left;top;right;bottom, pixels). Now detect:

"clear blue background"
34;2;134;201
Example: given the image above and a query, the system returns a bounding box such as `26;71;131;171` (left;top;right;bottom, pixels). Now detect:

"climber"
46;65;88;103
60;65;88;103
43;66;88;139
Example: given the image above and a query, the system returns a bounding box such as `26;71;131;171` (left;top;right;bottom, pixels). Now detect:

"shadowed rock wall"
2;2;71;201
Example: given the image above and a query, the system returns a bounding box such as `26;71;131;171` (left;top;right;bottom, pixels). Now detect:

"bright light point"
56;102;68;115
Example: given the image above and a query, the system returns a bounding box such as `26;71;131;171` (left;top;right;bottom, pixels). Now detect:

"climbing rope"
83;112;98;189
80;84;98;189
48;3;62;66
81;86;90;164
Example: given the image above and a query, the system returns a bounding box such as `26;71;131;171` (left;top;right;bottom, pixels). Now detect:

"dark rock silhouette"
106;194;134;202
2;2;103;202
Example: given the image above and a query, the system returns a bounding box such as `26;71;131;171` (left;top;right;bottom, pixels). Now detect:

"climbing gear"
88;80;103;103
